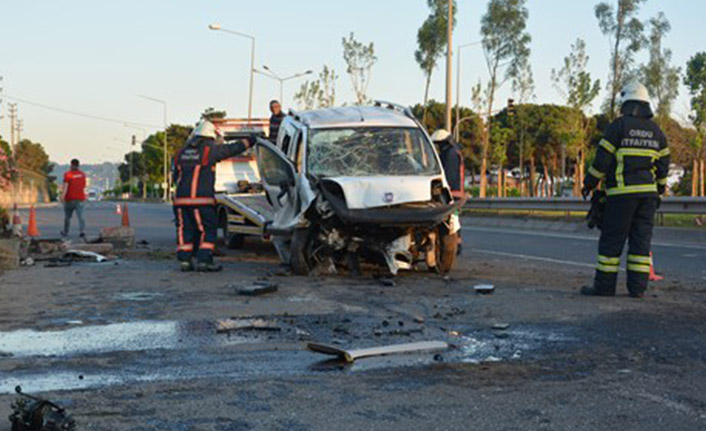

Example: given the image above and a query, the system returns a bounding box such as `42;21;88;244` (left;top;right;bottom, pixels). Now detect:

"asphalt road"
21;201;175;247
463;225;706;283
3;201;706;430
23;201;706;283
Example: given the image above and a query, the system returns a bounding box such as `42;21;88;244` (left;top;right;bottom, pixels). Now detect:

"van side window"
281;135;291;156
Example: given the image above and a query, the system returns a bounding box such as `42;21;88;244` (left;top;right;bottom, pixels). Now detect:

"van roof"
295;106;418;129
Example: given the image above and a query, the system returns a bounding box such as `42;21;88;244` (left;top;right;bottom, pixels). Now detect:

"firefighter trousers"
593;196;658;296
174;205;217;264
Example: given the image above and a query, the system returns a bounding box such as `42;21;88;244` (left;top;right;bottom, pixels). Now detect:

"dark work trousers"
593;197;659;296
174;205;218;264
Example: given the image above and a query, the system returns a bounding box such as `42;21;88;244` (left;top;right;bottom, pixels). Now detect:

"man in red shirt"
61;158;87;238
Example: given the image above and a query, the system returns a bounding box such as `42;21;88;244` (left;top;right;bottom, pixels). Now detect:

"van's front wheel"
434;230;458;274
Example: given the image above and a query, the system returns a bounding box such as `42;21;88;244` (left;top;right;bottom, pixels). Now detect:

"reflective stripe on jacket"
173;137;249;203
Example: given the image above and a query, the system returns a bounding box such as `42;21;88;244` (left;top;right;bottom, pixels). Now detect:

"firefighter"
431;129;465;254
581;82;670;298
173;119;252;272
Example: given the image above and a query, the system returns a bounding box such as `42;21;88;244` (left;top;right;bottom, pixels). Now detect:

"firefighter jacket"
173;136;250;206
584;115;670;198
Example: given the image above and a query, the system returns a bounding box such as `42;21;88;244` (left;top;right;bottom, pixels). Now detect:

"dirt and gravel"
0;237;705;430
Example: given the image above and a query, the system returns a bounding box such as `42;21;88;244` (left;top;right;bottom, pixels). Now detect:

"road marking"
468;248;595;269
462;226;706;251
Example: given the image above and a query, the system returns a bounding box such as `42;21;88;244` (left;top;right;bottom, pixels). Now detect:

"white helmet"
430;129;451;142
619;82;651;105
191;119;220;140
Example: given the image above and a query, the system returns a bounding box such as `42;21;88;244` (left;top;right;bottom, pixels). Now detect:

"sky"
0;0;703;165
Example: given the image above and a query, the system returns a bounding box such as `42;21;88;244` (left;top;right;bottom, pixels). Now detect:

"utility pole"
130;135;136;198
445;0;453;132
8;103;17;150
16;119;23;142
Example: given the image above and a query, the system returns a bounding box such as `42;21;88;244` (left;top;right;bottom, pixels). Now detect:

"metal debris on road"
307;340;449;363
473;284;495;294
234;281;278;296
9;385;76;431
64;250;108;263
215;318;281;333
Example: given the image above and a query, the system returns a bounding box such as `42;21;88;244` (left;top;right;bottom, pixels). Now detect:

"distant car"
86;190;99;202
255;101;462;275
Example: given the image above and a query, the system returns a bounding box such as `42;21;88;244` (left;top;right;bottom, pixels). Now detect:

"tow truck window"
307;127;440;177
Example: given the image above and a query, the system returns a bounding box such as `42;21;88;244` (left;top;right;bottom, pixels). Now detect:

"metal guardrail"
465;197;706;215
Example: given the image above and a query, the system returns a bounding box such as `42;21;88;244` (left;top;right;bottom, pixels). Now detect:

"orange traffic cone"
116;203;122;215
121;203;130;227
27;205;40;237
649;252;663;281
11;204;22;236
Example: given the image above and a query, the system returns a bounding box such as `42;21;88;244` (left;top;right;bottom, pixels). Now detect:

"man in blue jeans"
61;158;87;238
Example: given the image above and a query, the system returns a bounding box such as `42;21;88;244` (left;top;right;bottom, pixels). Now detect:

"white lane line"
462;226;706;251
468;248;595;269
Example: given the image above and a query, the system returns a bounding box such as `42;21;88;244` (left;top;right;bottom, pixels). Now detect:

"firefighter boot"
196;262;223;272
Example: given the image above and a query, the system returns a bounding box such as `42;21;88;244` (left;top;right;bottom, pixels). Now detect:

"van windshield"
307;127;440;177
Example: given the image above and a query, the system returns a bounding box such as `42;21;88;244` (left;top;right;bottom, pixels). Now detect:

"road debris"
473;284;495;294
44;260;72;268
492;323;510;330
379;278;396;287
215;318;280;333
65;242;114;255
307;340;449;363
234;281;278;296
9;385;76;431
64;250;108;263
99;226;135;249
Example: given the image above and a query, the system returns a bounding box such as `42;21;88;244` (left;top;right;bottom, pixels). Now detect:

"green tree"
551;38;601;194
0;135;10;157
640;12;680;125
415;0;456;123
15;139;50;173
684;52;706;196
478;0;531;197
293;66;337;110
594;0;646;119
342;32;377;105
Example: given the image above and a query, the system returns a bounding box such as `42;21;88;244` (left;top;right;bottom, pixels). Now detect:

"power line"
3;94;162;129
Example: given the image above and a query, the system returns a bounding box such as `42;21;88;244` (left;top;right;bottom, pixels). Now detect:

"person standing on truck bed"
268;100;285;143
431;129;465;255
580;82;670;298
173;119;252;272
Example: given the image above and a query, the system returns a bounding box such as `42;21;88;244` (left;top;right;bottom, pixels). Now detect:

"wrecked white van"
255;102;462;275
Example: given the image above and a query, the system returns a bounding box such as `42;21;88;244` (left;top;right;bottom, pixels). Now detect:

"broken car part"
307;340;449;363
9;386;76;431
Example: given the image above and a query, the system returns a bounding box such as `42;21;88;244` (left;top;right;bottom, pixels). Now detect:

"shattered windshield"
307;127;440;177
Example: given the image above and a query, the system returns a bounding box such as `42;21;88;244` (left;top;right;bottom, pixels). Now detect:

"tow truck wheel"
290;228;313;276
219;209;244;249
435;231;458;275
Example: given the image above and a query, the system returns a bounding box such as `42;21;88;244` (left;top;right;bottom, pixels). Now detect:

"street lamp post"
455;41;482;141
138;95;169;201
209;24;255;123
254;66;313;106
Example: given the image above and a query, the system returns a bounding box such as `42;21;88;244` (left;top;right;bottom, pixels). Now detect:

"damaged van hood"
324;176;440;209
